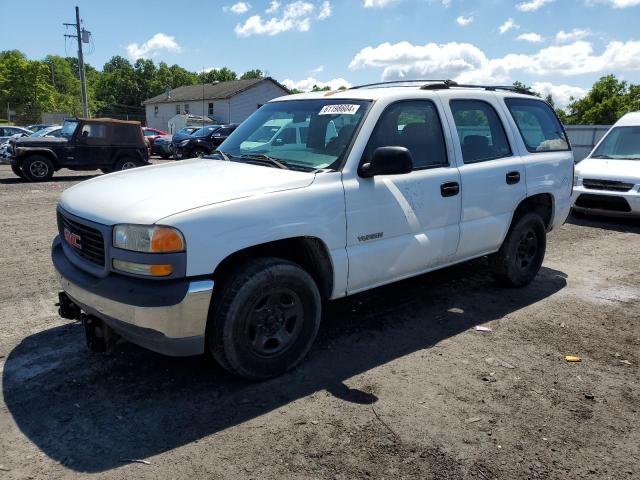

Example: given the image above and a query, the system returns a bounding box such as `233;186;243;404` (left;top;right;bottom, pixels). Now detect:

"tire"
114;157;142;171
11;164;25;179
193;148;207;158
489;212;546;287
22;155;54;182
100;168;112;174
160;153;171;160
207;258;322;380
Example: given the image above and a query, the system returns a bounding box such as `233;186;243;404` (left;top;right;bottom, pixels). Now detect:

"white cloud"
266;0;281;13
348;39;640;84
555;28;592;43
517;32;544;43
126;33;181;60
235;1;331;37
224;2;251;14
311;65;324;73
499;18;519;34
531;82;588;107
456;15;473;26
318;1;332;19
282;77;352;91
363;0;399;7
517;0;554;12
588;0;640;7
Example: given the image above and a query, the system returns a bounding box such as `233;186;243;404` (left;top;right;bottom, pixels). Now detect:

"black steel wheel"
22;155;54;182
208;258;321;380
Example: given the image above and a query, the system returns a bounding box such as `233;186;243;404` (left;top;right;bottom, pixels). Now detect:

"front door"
343;99;462;294
72;123;111;168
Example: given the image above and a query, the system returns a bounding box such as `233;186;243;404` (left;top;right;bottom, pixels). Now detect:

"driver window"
365;100;448;169
79;124;109;145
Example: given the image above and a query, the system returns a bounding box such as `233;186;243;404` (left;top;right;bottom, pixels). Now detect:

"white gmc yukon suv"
53;81;574;379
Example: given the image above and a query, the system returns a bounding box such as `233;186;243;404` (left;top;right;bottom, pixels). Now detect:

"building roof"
143;77;290;105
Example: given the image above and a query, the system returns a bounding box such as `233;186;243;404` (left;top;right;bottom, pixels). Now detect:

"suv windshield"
591;126;640;160
219;99;370;171
60;120;78;138
193;125;221;137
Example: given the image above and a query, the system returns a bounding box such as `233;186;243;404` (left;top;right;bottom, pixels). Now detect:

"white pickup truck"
53;80;573;379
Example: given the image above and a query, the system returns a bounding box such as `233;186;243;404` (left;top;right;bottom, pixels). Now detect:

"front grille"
583;179;634;192
58;212;106;266
575;194;631;212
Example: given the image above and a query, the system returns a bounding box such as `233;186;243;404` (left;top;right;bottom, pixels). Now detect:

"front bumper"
572;185;640;217
52;238;213;356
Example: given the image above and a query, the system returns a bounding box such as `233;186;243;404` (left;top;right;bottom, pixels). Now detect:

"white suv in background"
572;111;640;217
53;80;574;379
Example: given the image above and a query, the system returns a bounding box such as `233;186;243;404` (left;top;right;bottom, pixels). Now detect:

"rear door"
343;99;462;293
442;93;526;260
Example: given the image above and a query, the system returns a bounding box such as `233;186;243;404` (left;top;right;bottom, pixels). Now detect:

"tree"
198;67;237;83
562;75;635;125
240;69;263;80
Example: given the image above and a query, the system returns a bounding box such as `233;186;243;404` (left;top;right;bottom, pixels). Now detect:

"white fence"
565;125;611;162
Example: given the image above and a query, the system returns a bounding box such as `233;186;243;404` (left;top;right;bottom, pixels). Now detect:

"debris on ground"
473;326;492;333
565;355;582;362
465;417;483;424
122;459;151;465
619;360;632;366
485;356;515;369
584;393;595;400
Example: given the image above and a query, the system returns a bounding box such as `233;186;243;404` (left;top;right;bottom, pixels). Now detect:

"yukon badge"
358;232;383;242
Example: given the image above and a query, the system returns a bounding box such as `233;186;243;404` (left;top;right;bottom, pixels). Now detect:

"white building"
143;77;290;131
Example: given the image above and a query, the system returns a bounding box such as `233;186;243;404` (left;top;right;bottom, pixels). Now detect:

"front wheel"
11;164;25;179
22;155;54;182
114;157;142;171
207;258;321;380
489;212;546;287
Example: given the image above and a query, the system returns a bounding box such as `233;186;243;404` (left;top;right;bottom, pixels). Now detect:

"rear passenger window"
450;100;512;164
505;98;569;152
365;100;448;169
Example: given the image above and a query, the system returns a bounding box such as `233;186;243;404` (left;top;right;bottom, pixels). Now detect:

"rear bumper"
52;238;213;356
571;186;640;217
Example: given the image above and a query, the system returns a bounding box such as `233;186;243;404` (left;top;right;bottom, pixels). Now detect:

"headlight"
573;174;581;186
113;225;185;253
179;139;190;146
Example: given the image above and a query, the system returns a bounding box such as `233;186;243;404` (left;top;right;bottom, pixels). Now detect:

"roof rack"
349;79;536;95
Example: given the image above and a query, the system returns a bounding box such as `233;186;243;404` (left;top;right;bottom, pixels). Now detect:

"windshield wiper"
210;149;230;161
240;154;289;170
591;154;613;159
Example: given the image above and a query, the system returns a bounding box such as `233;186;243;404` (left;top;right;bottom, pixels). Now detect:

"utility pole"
64;6;90;117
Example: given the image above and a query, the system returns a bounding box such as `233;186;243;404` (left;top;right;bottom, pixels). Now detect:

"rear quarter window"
505;98;569;153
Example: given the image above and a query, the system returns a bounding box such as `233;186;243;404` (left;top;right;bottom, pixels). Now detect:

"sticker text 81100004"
318;104;360;115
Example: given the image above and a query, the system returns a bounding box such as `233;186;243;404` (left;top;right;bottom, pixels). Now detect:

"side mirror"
359;146;413;178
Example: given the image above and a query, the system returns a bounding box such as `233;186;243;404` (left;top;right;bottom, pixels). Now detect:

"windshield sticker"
319;104;360;115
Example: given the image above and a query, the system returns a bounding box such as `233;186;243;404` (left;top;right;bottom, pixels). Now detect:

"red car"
142;127;169;145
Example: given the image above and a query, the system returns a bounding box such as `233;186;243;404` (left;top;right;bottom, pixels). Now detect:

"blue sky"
2;0;640;106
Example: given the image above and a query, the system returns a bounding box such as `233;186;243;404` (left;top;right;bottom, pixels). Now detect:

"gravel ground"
0;163;639;480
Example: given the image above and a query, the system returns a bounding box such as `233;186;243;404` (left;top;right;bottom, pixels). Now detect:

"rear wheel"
22;155;54;182
489;212;546;287
11;164;25;179
207;258;321;380
194;148;207;158
114;157;141;171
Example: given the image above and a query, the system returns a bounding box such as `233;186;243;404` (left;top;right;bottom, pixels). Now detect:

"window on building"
208;103;214;116
184;104;190;114
450;100;512;164
176;104;180;115
154;106;158;118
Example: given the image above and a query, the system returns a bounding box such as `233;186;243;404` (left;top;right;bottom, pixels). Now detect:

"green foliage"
240;69;263;80
199;67;237;83
561;75;639;125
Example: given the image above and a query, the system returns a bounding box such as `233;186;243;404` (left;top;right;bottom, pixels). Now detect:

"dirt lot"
0;163;638;480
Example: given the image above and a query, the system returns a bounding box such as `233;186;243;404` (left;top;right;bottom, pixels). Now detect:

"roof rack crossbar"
350;79;455;90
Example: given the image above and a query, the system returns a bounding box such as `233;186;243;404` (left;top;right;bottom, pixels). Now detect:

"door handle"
506;171;521;185
440;181;460;197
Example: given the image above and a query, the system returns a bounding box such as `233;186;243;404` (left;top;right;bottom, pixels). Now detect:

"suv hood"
15;136;68;147
576;157;640;183
59;159;315;225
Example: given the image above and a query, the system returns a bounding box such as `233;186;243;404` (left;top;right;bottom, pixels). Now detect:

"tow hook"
56;291;81;320
82;314;120;353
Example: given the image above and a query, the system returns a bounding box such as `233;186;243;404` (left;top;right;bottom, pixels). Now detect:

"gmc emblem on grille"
64;228;82;250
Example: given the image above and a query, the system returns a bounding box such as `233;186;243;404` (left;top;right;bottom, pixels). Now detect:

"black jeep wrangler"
7;118;149;182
